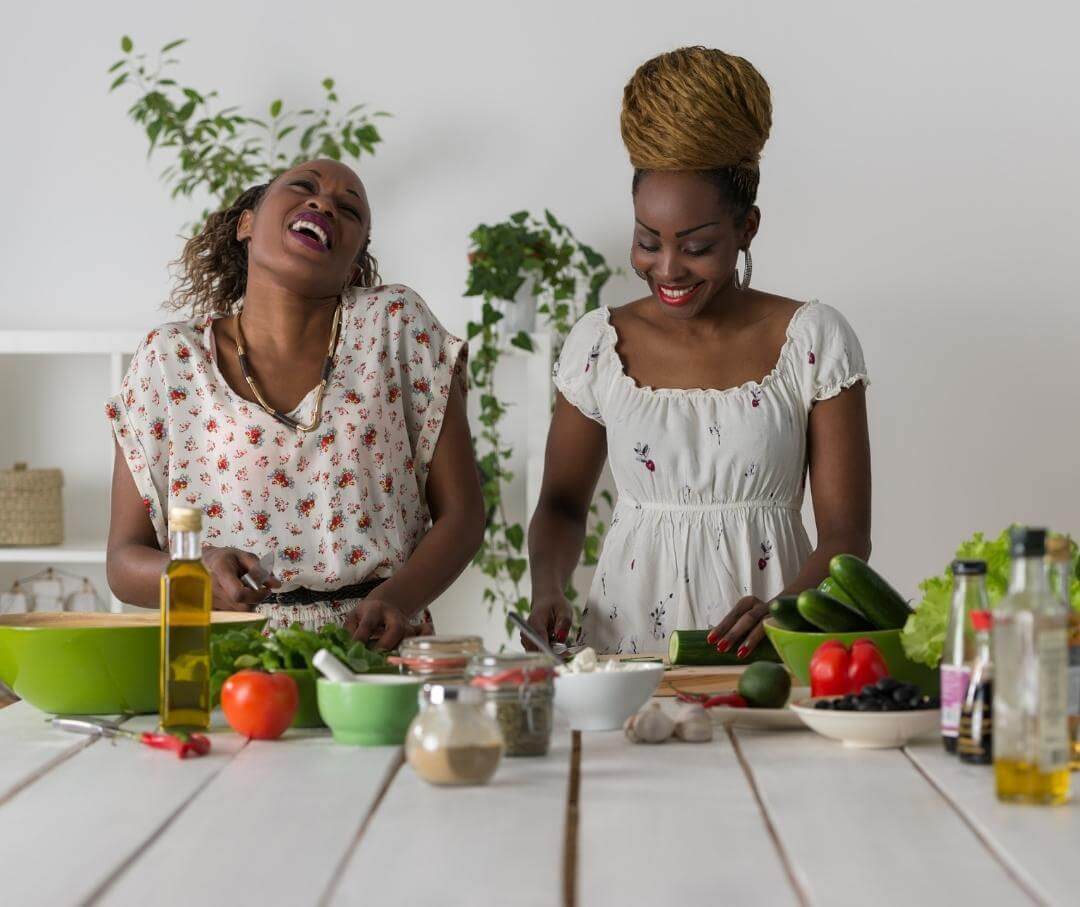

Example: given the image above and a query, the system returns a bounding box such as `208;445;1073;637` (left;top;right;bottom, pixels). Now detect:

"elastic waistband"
618;499;800;514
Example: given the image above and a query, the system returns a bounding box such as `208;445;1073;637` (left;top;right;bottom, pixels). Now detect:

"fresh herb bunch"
902;528;1079;668
108;35;388;230
463;210;615;637
210;623;389;705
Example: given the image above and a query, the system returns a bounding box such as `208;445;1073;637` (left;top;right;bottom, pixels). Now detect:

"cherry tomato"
220;670;299;740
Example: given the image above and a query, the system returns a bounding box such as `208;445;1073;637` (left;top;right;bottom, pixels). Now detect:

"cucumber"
769;596;817;632
796;589;874;632
818;577;856;609
668;630;782;666
829;554;913;630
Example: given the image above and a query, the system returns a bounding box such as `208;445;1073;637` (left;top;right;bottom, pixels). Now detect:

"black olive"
814;700;833;710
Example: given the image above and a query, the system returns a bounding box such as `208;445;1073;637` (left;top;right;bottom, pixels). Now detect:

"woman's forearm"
528;501;588;600
374;512;484;618
780;530;871;598
106;543;169;609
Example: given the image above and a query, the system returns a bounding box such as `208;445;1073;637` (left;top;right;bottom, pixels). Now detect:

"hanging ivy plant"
464;210;615;637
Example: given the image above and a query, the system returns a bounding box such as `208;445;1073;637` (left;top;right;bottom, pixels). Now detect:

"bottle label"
940;665;971;737
1037;629;1069;769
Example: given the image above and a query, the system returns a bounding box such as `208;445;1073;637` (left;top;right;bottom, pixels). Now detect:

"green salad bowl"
762;619;939;695
317;675;422;746
0;612;266;715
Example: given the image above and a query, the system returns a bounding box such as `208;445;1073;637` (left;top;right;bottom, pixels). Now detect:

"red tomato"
221;670;298;740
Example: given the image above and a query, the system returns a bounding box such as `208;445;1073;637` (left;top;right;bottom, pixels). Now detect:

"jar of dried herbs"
466;653;554;757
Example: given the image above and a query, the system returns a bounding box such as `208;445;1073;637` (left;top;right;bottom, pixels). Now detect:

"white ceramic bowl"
790;698;939;749
554;663;664;731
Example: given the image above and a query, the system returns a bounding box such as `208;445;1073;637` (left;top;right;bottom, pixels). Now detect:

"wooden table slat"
327;729;574;907
735;728;1035;907
576;722;800;906
0;702;106;805
94;731;402;907
0;713;246;906
905;740;1078;907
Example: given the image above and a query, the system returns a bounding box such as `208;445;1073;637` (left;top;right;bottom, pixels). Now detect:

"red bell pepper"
809;639;889;697
848;638;890;694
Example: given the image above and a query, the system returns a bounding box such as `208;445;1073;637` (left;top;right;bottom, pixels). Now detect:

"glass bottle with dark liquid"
160;506;211;730
958;609;993;764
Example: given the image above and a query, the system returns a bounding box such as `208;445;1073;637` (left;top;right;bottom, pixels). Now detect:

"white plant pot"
491;278;538;337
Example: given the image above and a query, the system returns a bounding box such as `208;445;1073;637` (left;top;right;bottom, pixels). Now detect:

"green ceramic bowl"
316;676;422;746
0;611;266;715
762;619;939;695
278;669;322;729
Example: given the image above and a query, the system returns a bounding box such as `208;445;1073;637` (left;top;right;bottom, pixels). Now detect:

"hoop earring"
733;248;752;290
632;266;647;281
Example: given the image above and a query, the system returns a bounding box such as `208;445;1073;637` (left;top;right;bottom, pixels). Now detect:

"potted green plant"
108;35;389;228
464;211;616;636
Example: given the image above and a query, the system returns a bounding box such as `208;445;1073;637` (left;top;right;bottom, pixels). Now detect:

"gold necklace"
234;301;342;433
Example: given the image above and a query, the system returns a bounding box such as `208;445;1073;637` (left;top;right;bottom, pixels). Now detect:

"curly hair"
621;46;773;220
169;182;380;317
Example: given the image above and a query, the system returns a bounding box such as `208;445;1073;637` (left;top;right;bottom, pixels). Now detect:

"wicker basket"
0;463;64;546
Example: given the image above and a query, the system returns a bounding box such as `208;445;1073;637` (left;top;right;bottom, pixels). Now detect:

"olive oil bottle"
992;527;1070;805
160;507;211;730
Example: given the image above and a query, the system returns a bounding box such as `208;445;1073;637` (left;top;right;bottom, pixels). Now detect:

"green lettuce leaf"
902;527;1079;668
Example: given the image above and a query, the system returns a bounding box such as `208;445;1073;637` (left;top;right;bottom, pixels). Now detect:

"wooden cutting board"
600;656;749;697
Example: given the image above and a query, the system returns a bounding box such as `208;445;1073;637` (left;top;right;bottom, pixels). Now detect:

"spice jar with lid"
405;684;503;786
394;636;485;678
466;653;555;757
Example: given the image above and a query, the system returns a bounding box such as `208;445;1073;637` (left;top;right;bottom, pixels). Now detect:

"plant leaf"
269;99;283;118
510;331;534;352
121;35;133;53
160;38;187;53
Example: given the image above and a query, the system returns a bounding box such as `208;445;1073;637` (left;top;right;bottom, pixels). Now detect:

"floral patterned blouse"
106;284;466;631
553;301;868;655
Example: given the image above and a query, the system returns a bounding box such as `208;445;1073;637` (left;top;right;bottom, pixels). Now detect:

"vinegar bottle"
160;506;212;730
941;560;987;753
992;527;1070;805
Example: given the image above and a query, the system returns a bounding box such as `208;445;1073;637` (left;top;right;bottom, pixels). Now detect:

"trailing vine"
465;211;615;636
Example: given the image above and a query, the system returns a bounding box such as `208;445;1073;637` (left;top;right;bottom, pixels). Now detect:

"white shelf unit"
0;330;140;611
0;324;555;611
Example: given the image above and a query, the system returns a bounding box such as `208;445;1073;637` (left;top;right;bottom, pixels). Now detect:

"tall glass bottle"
941;559;987;753
160;507;212;730
957;610;993;765
1045;536;1079;771
992;527;1070;804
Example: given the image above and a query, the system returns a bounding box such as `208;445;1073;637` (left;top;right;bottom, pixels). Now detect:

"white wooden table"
1;700;1075;907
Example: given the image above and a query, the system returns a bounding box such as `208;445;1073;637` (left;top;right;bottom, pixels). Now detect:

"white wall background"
1;0;1077;644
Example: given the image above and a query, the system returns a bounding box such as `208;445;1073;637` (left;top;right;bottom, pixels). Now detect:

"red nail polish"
717;639;731;653
737;646;748;659
706;632;717;644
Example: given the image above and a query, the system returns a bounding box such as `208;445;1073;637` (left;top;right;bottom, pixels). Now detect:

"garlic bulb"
623;703;675;743
673;703;714;743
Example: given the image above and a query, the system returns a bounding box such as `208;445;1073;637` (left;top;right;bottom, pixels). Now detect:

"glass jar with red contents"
393;636;484;679
466;653;555;757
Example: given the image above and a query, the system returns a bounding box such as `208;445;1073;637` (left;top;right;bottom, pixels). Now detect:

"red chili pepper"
809;639;890;697
139;731;211;759
848;638;890;695
702;693;748;709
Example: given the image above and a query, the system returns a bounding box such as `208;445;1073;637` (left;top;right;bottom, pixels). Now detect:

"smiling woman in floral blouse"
525;47;872;658
106;159;485;648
